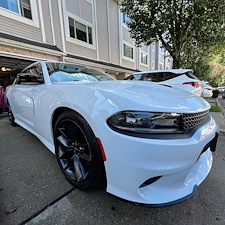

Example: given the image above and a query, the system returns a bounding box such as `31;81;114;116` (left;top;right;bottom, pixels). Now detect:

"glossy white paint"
134;69;194;74
129;69;203;97
159;74;203;97
202;81;213;98
6;61;217;206
102;116;216;204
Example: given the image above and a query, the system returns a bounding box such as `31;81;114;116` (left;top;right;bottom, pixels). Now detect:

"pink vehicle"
0;87;7;112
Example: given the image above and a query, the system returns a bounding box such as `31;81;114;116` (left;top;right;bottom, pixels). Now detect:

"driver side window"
17;63;44;85
24;63;43;80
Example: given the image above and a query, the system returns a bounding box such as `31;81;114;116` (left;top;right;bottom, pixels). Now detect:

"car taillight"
183;82;201;88
206;88;213;91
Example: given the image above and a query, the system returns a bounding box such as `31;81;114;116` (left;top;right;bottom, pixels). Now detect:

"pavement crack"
19;187;75;225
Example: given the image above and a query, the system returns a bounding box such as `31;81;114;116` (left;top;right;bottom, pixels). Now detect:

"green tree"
120;0;225;68
193;43;225;86
192;59;212;81
210;44;225;86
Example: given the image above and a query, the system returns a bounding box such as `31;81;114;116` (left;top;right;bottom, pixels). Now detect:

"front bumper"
102;115;218;206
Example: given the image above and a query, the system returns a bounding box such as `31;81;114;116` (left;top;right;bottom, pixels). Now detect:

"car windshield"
45;62;115;82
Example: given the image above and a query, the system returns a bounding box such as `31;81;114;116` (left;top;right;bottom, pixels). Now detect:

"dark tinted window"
163;72;180;80
143;73;164;82
125;74;142;80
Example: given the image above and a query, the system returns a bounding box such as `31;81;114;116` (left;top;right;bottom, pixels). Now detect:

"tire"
54;111;106;191
8;103;17;126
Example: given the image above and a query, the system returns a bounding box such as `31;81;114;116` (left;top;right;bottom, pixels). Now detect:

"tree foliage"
193;43;225;86
209;44;225;86
210;64;225;86
120;0;225;68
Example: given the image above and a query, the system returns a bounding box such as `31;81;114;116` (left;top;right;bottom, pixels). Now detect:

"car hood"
53;80;210;113
91;80;191;98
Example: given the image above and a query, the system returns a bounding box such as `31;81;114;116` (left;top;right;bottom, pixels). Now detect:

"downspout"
57;0;66;59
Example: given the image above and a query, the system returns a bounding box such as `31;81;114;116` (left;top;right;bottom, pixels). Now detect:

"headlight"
107;111;183;134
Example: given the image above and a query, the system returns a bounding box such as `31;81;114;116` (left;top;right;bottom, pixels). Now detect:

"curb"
216;98;225;116
216;98;225;133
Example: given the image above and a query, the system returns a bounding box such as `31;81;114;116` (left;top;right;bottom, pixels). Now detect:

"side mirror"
16;73;44;84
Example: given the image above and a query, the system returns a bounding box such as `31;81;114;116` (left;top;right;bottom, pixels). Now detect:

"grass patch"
210;106;222;112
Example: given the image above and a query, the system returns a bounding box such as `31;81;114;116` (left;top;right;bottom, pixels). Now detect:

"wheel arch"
52;107;107;189
52;107;77;133
52;106;97;136
51;106;107;160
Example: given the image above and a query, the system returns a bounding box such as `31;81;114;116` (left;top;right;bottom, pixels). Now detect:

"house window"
88;27;93;44
69;17;75;38
141;52;148;65
20;0;32;19
123;14;131;26
68;17;93;45
0;0;32;19
0;0;19;13
123;43;133;59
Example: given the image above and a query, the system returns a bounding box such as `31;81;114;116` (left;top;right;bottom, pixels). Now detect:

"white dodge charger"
6;61;218;207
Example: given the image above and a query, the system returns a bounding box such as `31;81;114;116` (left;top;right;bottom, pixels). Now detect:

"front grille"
183;110;209;133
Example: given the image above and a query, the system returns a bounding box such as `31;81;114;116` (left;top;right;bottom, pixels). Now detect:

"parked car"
125;69;203;96
202;81;213;98
217;86;225;94
6;61;218;206
222;90;225;98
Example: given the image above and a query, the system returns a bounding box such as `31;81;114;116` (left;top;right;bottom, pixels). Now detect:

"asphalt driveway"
0;116;225;225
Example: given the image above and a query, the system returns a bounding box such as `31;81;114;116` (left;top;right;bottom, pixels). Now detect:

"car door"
9;63;44;130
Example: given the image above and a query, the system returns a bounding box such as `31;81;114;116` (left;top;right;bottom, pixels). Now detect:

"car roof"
133;69;193;75
24;61;89;70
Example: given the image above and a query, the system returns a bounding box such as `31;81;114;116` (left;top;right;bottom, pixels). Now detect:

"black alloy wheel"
54;111;105;190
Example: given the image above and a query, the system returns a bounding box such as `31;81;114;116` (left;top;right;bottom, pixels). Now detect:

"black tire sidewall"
54;111;105;191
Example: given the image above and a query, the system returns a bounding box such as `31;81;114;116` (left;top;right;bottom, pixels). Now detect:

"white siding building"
0;0;172;87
